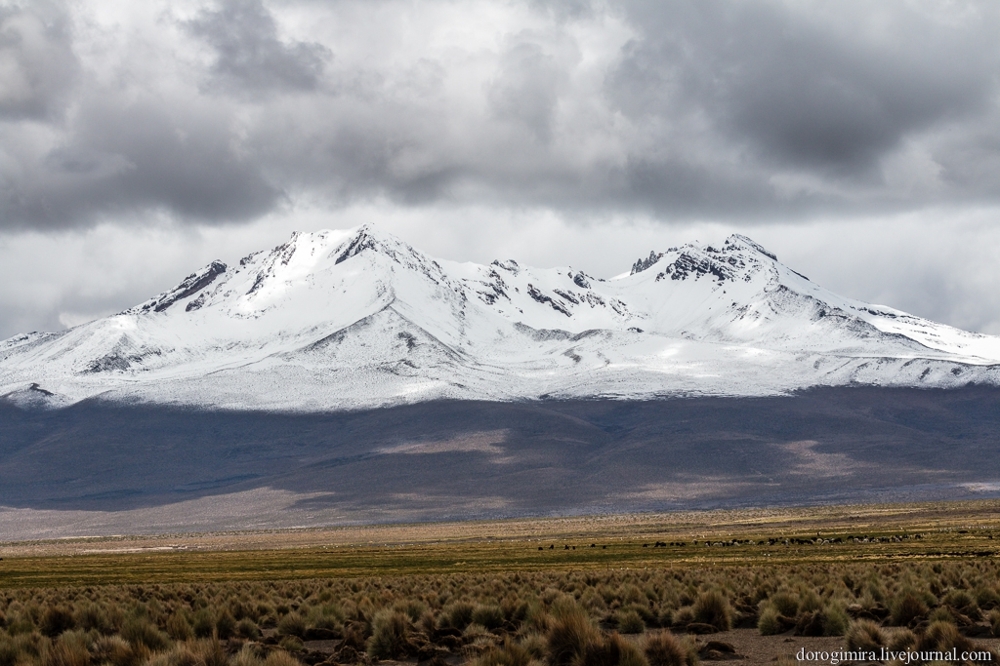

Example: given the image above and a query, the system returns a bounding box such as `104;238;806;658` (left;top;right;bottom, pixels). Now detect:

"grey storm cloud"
184;0;330;94
611;1;998;178
1;0;999;231
0;1;76;121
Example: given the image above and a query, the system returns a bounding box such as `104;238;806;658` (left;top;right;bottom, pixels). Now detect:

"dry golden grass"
1;500;1000;665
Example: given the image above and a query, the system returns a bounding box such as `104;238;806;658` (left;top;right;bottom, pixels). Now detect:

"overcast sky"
2;0;1000;339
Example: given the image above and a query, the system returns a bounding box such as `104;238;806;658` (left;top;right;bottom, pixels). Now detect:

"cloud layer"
1;0;999;341
0;0;998;231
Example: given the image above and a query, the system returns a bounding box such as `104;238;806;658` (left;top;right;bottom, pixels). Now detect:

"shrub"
0;637;17;666
794;611;825;637
443;602;476;631
40;606;75;638
928;607;954;624
917;621;972;655
577;632;648;666
768;592;799;618
943;589;978;618
519;632;547;660
276;612;306;638
547;605;600;666
846;620;885;651
889;590;928;626
235;618;262;640
822;603;850;637
976;586;1000;610
215;609;236;639
75;604;112;634
644;630;696;666
395;599;428;623
367;609;412;660
166;612;194;641
472;640;533;666
616;609;645;635
278;636;303;653
90;636;142;666
672;607;694;627
191;608;215;639
887;628;916;652
187;638;228;666
988;609;1000;637
692;591;732;632
120;617;170;652
264;651;301;666
799;590;823;613
307;604;344;632
472;604;505;631
230;644;265;666
45;631;90;666
757;607;783;636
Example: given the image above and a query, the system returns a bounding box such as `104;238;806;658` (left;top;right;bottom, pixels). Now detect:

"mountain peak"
723;234;778;261
631;251;664;275
4;225;999;412
333;224;387;265
127;260;227;315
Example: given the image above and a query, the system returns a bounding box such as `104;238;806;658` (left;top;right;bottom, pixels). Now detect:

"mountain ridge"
3;224;1000;412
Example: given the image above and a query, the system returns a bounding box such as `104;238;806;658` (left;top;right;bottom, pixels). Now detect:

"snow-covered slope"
3;225;1000;411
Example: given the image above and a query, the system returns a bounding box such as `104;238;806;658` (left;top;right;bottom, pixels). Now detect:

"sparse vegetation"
3;508;1000;665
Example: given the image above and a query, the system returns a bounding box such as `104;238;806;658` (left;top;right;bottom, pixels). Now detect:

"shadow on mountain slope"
2;386;1000;519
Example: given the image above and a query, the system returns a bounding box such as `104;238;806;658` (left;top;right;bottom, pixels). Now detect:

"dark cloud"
1;95;281;228
185;0;330;94
487;36;564;143
1;0;1000;233
0;1;77;121
610;1;997;179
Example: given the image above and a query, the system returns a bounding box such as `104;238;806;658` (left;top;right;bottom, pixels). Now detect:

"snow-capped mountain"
3;225;1000;411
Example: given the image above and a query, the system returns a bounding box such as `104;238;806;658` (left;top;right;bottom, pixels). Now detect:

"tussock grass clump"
942;589;978;619
234;617;262;640
91;635;143;666
191;608;215;639
846;619;885;651
473;604;506;631
46;630;91;666
916;620;973;656
819;603;850;637
519;632;547;660
987;609;1000;637
366;609;413;660
472;640;534;666
615;609;645;635
767;592;799;618
443;602;477;631
74;603;113;634
975;586;1000;611
120;616;170;652
644;630;696;666
264;651;303;666
547;605;601;666
166;612;193;641
890;589;929;626
757;607;784;636
230;644;265;666
215;609;236;639
276;612;306;638
576;632;648;666
887;628;916;652
40;606;75;638
691;591;732;632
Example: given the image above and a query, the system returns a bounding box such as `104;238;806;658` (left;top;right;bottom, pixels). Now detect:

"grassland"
2;500;1000;666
